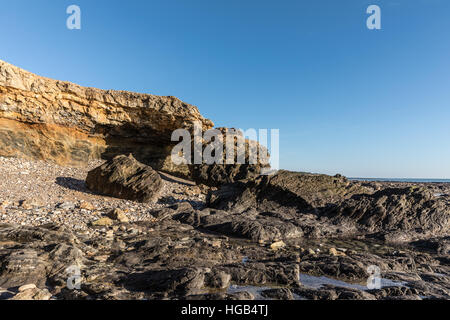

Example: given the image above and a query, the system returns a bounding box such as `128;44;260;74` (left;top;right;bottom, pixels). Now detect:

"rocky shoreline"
0;156;448;300
0;60;448;301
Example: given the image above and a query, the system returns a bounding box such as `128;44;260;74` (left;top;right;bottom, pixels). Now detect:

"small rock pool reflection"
225;274;408;300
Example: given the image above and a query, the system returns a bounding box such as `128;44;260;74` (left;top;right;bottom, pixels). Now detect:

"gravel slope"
0;156;207;230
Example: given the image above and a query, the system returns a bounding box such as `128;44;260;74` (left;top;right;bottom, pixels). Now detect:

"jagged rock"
90;217;114;227
18;283;36;292
207;170;368;212
270;240;286;251
367;286;420;300
218;262;300;286
325;187;450;241
185;291;255;300
0;248;48;288
207;172;450;242
298;254;368;281
168;207;303;242
9;287;52;300
410;236;450;255
294;285;376;300
205;270;232;289
261;288;294;300
86;154;163;202
0;219;448;300
190;127;270;186
123;267;206;295
107;208;129;223
191;164;263;187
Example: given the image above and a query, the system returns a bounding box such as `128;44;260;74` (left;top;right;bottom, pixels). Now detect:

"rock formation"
0;60;215;178
191;127;270;186
1;60;449;301
86;154;163;203
0;60;271;186
207;170;369;212
324;187;450;241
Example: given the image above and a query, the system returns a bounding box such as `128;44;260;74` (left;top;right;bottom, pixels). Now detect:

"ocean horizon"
349;178;450;183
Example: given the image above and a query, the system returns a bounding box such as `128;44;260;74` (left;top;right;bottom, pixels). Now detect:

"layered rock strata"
0;59;215;180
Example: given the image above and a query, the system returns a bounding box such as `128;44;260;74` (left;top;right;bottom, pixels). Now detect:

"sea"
350;178;450;183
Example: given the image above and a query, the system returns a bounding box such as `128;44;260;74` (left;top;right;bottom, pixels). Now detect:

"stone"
177;210;303;242
18;283;37;292
107;208;129;223
10;287;52;300
19;199;41;210
261;288;294;300
190;128;270;186
0;219;448;300
329;247;346;257
205;271;231;289
211;240;222;248
78;201;95;210
183;186;202;196
0;248;47;288
123;267;206;295
270;240;286;251
0;200;10;208
57;202;76;210
86;154;163;203
91;217;114;227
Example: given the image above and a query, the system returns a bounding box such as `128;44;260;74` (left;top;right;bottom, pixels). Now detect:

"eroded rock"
325;187;450;241
207;170;368;212
86;154;163;203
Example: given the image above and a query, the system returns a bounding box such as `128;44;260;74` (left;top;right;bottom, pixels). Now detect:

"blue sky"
1;0;449;178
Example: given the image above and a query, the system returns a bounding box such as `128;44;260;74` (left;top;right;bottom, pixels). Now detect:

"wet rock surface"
324;187;450;241
0;158;449;300
0;219;448;300
207;170;369;212
207;171;449;243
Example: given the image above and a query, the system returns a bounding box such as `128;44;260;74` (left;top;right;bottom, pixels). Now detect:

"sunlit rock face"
0;59;214;179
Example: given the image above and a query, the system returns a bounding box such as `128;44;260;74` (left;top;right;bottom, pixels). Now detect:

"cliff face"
0;60;214;177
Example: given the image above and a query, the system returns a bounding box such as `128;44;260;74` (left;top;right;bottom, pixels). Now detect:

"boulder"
190;128;270;186
86;154;163;203
0;248;48;288
107;208;129;223
90;217;114;227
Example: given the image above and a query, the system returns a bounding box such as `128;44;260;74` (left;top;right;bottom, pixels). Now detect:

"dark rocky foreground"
1;60;448;301
0;165;448;300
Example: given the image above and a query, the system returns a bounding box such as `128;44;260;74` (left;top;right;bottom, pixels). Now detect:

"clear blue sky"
1;0;449;178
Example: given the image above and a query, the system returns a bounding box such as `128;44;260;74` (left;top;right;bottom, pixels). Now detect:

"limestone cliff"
0;59;213;178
